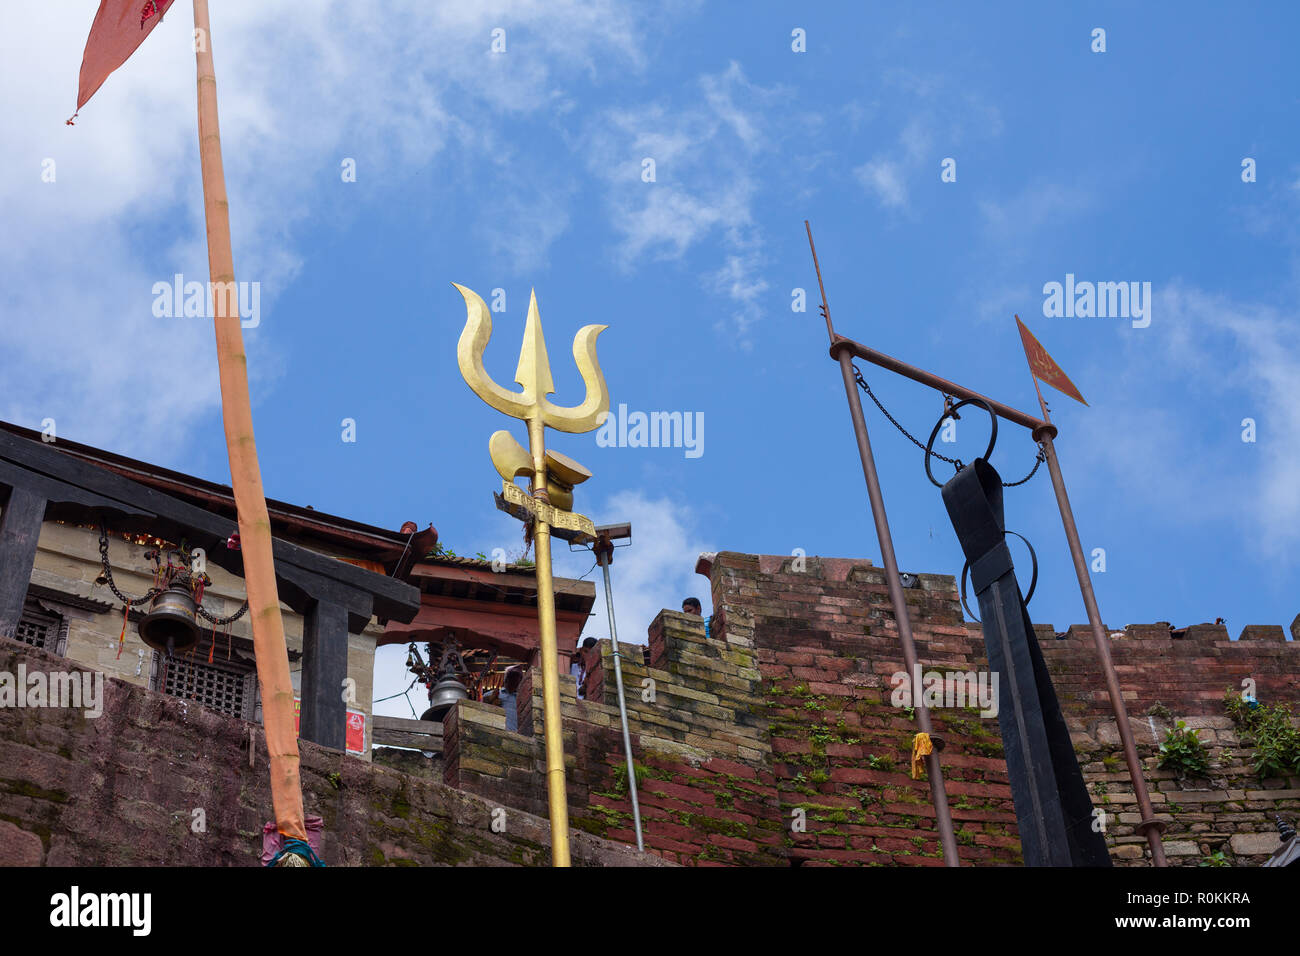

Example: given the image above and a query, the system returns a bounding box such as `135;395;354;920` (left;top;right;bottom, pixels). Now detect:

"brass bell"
138;580;201;657
420;675;468;723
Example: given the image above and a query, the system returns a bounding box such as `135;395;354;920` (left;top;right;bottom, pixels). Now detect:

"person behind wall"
484;665;525;733
499;665;523;732
682;597;712;639
569;649;584;686
576;636;598;699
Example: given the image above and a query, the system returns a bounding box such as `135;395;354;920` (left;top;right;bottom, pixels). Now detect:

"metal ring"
924;397;998;488
959;530;1038;623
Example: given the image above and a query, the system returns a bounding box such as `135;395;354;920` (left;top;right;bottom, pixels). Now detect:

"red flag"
68;0;176;124
1015;315;1088;406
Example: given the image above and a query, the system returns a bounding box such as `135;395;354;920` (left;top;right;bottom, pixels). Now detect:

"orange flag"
1015;315;1088;406
68;0;176;124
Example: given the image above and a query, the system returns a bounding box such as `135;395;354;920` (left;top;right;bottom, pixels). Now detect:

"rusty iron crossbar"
830;335;1048;433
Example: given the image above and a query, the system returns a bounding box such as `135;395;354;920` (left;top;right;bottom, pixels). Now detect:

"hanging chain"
1000;448;1046;487
98;523;162;607
98;522;248;623
196;599;248;626
852;365;1044;487
853;366;961;466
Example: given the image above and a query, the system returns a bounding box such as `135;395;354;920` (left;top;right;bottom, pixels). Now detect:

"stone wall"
6;544;1295;868
445;550;1298;867
710;552;1020;866
0;641;666;867
706;551;1299;867
444;612;787;865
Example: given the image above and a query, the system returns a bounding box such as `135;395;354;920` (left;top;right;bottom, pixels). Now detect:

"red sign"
293;698;367;754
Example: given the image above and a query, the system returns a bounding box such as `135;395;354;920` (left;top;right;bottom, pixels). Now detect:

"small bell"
138;580;200;656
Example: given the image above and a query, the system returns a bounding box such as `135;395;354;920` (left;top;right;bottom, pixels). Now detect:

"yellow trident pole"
454;284;609;867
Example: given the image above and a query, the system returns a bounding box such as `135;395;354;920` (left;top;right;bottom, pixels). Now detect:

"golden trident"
454;283;609;868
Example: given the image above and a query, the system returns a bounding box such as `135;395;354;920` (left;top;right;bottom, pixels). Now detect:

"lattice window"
154;649;256;720
10;603;65;654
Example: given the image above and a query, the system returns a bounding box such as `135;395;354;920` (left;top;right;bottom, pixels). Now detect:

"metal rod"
806;220;836;343
807;222;960;865
835;349;962;866
527;416;571;866
1035;431;1167;866
831;336;1048;433
595;542;644;851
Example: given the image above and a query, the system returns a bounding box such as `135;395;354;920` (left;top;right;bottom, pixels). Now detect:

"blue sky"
4;2;1298;712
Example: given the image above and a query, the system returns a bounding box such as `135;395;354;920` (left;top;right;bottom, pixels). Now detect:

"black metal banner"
941;456;1111;867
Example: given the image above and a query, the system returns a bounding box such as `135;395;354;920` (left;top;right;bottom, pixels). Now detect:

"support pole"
807;221;959;865
594;535;644;851
528;417;571;867
192;0;305;843
834;346;962;867
1035;430;1167;866
0;487;47;641
300;600;349;751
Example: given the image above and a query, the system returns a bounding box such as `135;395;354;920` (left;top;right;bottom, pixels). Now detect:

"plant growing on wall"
1157;721;1211;778
1223;690;1300;778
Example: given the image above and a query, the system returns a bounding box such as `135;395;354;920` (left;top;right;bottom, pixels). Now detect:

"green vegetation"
1223;690;1300;778
1157;721;1211;777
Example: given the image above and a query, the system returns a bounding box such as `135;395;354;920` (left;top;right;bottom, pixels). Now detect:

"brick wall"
446;549;1298;867
707;551;1299;867
0;642;668;867
444;613;787;865
710;552;1021;866
8;544;1294;868
1051;624;1300;864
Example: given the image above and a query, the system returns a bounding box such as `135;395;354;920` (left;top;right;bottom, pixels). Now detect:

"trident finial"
454;283;609;434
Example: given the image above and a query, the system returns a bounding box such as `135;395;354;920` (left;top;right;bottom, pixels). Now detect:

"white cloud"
854;158;908;208
978;181;1092;249
852;72;1002;211
552;489;714;645
581;61;787;343
1074;281;1300;557
0;1;654;461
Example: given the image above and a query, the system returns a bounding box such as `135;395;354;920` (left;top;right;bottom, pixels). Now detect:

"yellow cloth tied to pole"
911;732;933;779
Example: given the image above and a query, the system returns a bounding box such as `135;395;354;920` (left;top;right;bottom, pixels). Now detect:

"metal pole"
528;417;572;867
1035;429;1167;866
595;538;644;851
807;221;960;866
834;346;962;866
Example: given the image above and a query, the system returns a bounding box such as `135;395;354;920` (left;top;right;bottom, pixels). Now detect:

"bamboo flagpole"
190;0;308;849
69;0;308;855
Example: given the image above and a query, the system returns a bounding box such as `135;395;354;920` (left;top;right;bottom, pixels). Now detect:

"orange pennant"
1015;316;1087;406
